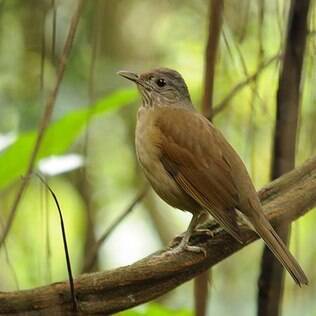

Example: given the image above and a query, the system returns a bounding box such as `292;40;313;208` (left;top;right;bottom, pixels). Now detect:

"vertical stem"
196;1;224;315
257;1;310;315
194;272;210;316
201;0;224;119
78;0;101;274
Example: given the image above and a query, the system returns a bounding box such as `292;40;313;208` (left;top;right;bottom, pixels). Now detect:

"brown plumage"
118;68;308;286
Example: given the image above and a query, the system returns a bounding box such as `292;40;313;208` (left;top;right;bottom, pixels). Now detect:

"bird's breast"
135;108;198;212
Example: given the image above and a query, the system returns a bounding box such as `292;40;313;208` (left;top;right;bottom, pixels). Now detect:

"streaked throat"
139;87;152;108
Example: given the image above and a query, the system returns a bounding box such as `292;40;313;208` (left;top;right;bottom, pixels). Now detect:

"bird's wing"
155;108;243;243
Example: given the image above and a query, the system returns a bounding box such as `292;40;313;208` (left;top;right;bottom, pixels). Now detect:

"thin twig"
82;186;149;272
238;0;250;42
233;28;265;108
36;174;77;312
0;215;19;290
51;0;57;66
244;0;266;181
78;0;102;273
40;8;46;92
0;0;85;248
40;174;52;283
212;54;280;117
88;0;100;103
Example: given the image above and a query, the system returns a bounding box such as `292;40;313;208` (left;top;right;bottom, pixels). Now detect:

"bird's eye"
156;78;166;87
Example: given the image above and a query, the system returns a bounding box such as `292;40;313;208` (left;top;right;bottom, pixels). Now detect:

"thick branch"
0;156;316;315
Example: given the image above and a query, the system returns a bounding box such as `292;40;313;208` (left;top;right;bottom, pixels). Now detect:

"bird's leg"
168;213;206;256
191;211;215;238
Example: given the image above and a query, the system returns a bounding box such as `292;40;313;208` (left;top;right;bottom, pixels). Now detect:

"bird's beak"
117;70;139;83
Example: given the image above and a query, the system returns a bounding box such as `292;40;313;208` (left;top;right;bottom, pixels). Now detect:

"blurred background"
0;0;315;315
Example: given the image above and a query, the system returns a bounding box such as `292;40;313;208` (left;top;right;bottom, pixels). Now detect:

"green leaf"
0;88;137;190
119;303;193;316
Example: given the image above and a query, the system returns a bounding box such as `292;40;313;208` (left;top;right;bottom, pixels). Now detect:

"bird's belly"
135;121;198;213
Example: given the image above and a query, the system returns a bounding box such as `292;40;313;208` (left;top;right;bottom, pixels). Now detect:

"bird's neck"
141;97;195;111
141;95;153;108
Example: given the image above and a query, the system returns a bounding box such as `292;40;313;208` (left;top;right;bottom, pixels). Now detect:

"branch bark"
258;1;311;315
0;156;315;315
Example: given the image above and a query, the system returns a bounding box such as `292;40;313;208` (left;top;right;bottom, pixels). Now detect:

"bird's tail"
251;214;308;286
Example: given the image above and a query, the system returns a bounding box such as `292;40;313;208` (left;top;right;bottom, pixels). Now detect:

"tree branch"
0;156;315;315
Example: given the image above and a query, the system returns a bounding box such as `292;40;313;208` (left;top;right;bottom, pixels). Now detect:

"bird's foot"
174;227;214;242
166;239;207;257
183;244;207;256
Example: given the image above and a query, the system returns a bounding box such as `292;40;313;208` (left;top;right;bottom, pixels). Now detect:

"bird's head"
117;68;192;108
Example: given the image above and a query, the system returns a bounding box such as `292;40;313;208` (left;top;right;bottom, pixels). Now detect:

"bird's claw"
183;244;207;256
192;228;214;238
166;241;207;257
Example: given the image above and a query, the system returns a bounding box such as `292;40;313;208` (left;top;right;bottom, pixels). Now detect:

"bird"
117;67;308;286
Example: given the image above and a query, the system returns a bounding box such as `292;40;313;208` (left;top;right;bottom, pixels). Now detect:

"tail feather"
251;215;308;286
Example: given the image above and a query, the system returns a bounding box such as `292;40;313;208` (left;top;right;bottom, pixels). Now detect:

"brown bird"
118;67;308;285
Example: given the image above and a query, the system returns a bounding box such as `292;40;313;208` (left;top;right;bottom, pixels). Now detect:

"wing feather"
156;109;243;243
